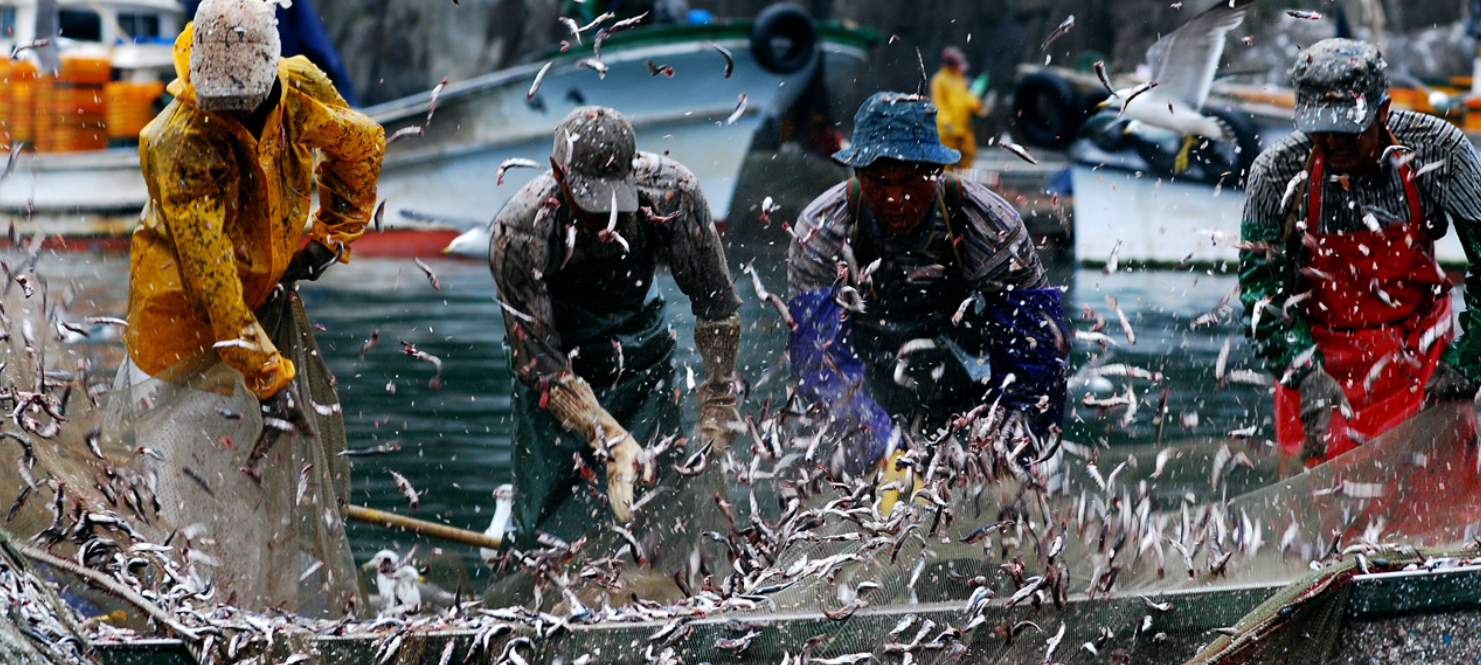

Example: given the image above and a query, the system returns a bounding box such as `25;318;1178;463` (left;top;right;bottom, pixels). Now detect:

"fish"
576;59;608;79
496;158;540;186
998;138;1037;164
726;93;749;125
577;12;615;32
607;12;648;32
1103;240;1122;274
84;316;128;327
1117;80;1158;116
1286;9;1323;19
645;60;675;77
413;257;441;291
558;17;583;44
527;62;555;102
811;655;873;665
372;199;387;232
710;42;734;78
1094;60;1117;97
182;467;214;497
84;427;104;460
1215;335;1231;383
400;341;444;388
389;471;420;510
359;330;380;360
1108;296;1136;345
1041;15;1075;50
385;126;423;146
759;196;778;224
340;441;402;457
426;78;447;126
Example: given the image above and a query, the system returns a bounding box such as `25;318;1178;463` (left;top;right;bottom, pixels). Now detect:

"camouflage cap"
552;106;639;214
832;92;960;169
1292;38;1388;134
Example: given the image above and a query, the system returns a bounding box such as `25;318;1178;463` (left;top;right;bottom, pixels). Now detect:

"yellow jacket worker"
128;0;383;402
118;0;383;614
929;46;982;172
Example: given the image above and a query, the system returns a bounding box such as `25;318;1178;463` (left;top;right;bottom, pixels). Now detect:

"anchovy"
645;60;675;77
1117;80;1159;116
1094;60;1117;97
426;78;447;126
389;470;420;510
710;43;734;78
528;61;554;99
726;93;748;125
576;59;609;79
496;158;540;186
413;257;440;291
1286;9;1322;19
1041;15;1075;50
385;126;423;146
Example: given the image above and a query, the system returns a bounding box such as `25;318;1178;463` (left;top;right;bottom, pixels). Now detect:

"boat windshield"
117;11;160;41
59;8;101;42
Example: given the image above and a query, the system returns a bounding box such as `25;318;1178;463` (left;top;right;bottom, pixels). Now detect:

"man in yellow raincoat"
119;0;383;614
929;46;983;172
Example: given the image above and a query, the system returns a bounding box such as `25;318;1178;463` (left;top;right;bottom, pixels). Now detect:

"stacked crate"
105;81;165;140
0;60;40;146
33;56;112;153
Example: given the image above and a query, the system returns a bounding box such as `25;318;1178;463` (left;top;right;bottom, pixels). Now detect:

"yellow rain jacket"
127;24;384;399
929;66;981;140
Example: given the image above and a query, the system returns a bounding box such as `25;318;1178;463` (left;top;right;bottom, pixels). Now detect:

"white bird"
481;484;515;564
443;224;492;257
362;549;456;616
1099;0;1255;172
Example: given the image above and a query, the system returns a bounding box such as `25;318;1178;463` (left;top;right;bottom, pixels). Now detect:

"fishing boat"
1014;64;1476;266
0;1;877;256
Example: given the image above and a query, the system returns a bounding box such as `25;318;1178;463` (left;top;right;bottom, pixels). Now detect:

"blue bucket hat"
832;92;960;168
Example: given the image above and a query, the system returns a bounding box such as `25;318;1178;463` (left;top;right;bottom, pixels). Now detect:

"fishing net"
477;390;1481;664
0;276;361;622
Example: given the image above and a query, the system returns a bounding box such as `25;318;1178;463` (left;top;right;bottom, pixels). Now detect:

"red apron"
1274;153;1454;464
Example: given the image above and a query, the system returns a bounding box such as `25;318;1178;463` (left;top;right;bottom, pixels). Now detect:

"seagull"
1099;0;1255;173
362;549;456;616
442;223;492;257
480;484;515;565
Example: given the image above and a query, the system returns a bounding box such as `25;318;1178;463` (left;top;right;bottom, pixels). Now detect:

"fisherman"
119;0;382;613
929;47;985;173
787;92;1070;477
1239;39;1481;468
490;106;743;546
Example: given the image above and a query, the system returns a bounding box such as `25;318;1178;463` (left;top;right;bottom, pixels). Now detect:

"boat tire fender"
752;3;817;75
1012;71;1080;149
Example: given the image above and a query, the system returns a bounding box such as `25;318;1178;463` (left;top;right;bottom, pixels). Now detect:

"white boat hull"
0;30;871;246
1072;165;1468;266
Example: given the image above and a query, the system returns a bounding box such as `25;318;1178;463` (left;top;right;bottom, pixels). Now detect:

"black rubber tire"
1079;111;1131;153
1012;71;1080;149
751;3;817;75
1186;105;1261;187
1131;131;1181;176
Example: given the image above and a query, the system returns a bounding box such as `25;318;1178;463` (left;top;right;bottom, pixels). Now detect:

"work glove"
694;315;743;452
1424;361;1480;405
545;373;652;522
279;241;343;284
1296;367;1352;463
246;382;316;468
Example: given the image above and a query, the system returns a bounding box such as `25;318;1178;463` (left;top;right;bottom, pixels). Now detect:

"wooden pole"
343;504;503;550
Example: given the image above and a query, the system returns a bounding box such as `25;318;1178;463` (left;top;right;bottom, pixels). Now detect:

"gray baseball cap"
552;106;640;214
1292;38;1388;134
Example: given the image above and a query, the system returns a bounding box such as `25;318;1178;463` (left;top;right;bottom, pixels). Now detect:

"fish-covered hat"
1292;38;1388;134
190;0;281;112
553;106;639;214
833;92;960;168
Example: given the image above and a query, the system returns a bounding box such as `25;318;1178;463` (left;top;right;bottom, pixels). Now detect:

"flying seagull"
1100;0;1255;172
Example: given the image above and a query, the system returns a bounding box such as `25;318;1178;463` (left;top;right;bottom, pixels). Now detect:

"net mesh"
0;280;361;623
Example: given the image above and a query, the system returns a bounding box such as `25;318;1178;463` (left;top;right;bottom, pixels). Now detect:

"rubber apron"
1275;152;1454;463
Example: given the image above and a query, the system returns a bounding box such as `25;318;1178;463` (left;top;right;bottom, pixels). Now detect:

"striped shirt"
1240;110;1481;380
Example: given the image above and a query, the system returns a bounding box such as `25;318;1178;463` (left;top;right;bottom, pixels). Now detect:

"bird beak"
440;246;452;255
361;560;378;571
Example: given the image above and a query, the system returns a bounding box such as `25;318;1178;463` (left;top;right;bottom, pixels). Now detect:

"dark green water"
44;250;1287;584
